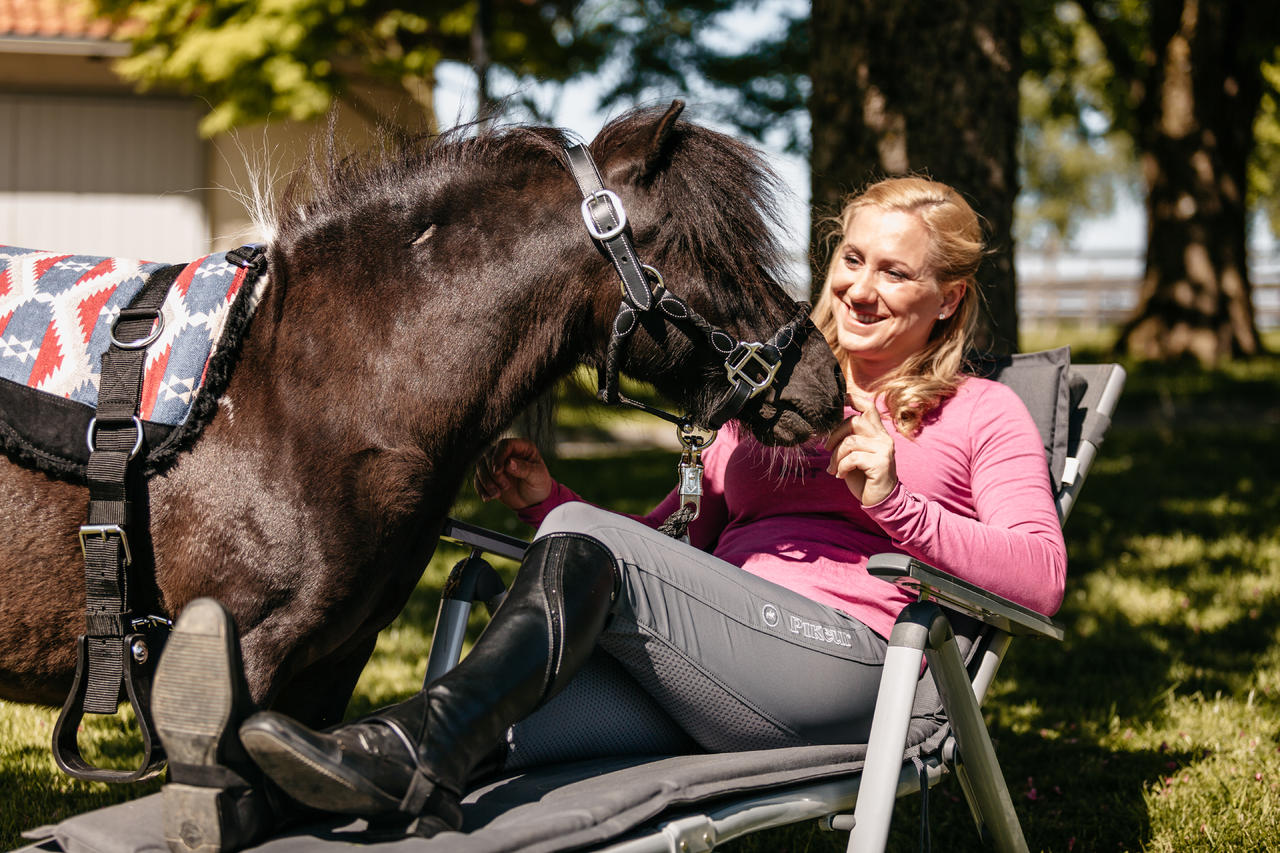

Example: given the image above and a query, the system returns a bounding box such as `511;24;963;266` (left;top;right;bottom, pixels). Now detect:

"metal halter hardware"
580;189;628;241
563;142;810;431
725;342;783;401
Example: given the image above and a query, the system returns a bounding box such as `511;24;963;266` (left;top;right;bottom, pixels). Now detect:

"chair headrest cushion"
971;346;1072;487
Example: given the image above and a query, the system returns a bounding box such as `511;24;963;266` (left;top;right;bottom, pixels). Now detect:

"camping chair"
16;348;1125;853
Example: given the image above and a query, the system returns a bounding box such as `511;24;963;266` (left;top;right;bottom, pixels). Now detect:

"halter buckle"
581;190;628;241
725;342;782;400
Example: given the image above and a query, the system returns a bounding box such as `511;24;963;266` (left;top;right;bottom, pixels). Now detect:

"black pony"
0;103;844;742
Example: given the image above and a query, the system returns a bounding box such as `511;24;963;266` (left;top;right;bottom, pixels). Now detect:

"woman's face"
828;207;964;385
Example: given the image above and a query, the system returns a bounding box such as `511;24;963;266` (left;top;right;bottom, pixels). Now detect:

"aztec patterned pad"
0;244;266;478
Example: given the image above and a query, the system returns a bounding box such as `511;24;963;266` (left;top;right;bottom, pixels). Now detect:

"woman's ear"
940;280;967;318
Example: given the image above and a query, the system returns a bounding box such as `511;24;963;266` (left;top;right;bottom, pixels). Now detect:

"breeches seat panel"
15;351;1125;853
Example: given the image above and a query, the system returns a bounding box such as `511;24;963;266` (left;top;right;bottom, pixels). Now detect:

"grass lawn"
4;335;1280;851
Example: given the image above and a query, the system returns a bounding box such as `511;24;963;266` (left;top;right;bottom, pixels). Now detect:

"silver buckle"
580;189;628;241
79;524;132;566
725;342;781;399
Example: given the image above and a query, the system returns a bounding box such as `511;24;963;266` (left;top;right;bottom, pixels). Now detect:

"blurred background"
2;0;1276;361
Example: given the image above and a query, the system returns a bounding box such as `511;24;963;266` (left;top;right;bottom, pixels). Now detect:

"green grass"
5;339;1280;851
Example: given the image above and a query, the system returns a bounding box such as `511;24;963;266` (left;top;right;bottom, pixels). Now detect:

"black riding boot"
238;532;617;834
152;598;281;853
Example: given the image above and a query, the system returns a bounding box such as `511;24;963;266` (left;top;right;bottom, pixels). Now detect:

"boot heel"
163;784;235;853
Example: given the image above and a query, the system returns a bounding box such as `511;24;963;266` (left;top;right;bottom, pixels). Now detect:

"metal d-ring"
581;189;628;241
109;308;165;350
86;415;144;459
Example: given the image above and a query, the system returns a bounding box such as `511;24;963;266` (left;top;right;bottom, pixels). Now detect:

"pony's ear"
641;99;685;182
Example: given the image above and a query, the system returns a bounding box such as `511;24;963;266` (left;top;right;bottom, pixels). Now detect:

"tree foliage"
574;0;810;153
91;0;595;135
1018;2;1136;248
1249;57;1280;236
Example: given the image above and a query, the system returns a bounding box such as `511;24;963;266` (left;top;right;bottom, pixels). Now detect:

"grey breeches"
505;502;888;768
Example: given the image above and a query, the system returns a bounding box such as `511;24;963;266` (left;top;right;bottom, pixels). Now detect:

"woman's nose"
839;267;874;303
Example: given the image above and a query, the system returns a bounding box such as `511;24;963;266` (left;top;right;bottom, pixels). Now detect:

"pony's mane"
264;118;572;247
249;107;797;306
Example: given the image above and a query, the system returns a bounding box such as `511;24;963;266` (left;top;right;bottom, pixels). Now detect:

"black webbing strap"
52;263;182;783
563;142;810;430
564;143;653;312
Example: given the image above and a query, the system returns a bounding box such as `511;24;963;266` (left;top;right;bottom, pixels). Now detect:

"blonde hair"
812;176;984;437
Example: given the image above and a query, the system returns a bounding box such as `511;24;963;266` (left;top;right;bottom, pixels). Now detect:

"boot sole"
154;600;237;766
239;717;403;815
153;598;254;853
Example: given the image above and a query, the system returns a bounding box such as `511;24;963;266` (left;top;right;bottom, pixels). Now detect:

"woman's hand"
474;437;555;510
824;393;898;506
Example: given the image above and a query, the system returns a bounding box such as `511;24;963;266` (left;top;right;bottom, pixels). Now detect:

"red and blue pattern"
0;245;262;427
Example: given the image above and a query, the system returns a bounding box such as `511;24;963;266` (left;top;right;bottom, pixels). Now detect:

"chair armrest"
441;516;529;561
868;553;1064;641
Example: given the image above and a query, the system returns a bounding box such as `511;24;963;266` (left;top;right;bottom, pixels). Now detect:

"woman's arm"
497;437;732;551
860;384;1068;616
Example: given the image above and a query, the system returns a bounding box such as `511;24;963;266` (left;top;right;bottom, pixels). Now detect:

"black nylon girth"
52;262;182;782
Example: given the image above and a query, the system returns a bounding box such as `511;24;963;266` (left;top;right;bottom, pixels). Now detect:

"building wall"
1;42;413;262
1;90;207;260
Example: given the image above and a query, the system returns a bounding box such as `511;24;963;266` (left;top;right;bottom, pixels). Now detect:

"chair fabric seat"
17;670;967;853
18;745;881;853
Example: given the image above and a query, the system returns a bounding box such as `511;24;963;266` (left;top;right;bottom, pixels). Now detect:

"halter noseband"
564;143;811;430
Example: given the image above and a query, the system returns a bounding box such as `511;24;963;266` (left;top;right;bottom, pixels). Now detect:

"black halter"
564;143;811;430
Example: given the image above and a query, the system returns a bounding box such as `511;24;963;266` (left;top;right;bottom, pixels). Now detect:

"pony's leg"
268;633;379;729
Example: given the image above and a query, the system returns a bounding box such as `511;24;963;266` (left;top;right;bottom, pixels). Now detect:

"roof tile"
0;0;117;40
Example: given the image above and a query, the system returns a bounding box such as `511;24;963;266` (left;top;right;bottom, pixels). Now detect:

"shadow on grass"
720;735;1185;853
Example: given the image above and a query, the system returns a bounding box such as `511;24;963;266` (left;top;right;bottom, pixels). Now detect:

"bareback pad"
0;244;267;481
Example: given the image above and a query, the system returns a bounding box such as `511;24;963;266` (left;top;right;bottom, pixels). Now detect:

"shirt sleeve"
862;383;1068;616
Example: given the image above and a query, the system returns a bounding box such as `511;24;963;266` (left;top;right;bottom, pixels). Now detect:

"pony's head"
581;102;845;445
263;103;842;457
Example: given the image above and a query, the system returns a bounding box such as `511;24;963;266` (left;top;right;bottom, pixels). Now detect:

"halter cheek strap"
564;143;810;430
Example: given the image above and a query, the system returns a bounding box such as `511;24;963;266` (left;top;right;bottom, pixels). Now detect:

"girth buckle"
79;524;132;567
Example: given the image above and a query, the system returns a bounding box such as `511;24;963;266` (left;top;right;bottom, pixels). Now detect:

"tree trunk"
1115;0;1268;363
809;0;1022;353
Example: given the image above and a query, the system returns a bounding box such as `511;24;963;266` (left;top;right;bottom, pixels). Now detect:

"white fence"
1016;249;1280;330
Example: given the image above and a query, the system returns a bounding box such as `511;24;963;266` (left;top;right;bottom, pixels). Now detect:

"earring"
938;311;948;320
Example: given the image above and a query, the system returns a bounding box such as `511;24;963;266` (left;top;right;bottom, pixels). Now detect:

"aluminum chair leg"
848;603;1029;853
847;603;932;852
423;551;507;686
924;616;1028;853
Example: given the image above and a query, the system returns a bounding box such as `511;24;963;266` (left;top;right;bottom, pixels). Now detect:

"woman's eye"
885;269;906;281
843;254;861;268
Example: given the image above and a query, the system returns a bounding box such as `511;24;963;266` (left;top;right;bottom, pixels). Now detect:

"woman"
160;176;1066;839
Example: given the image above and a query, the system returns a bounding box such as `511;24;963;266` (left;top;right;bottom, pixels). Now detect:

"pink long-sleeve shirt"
519;376;1067;642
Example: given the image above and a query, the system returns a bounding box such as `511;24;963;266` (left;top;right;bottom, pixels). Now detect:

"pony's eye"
411;224;437;246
